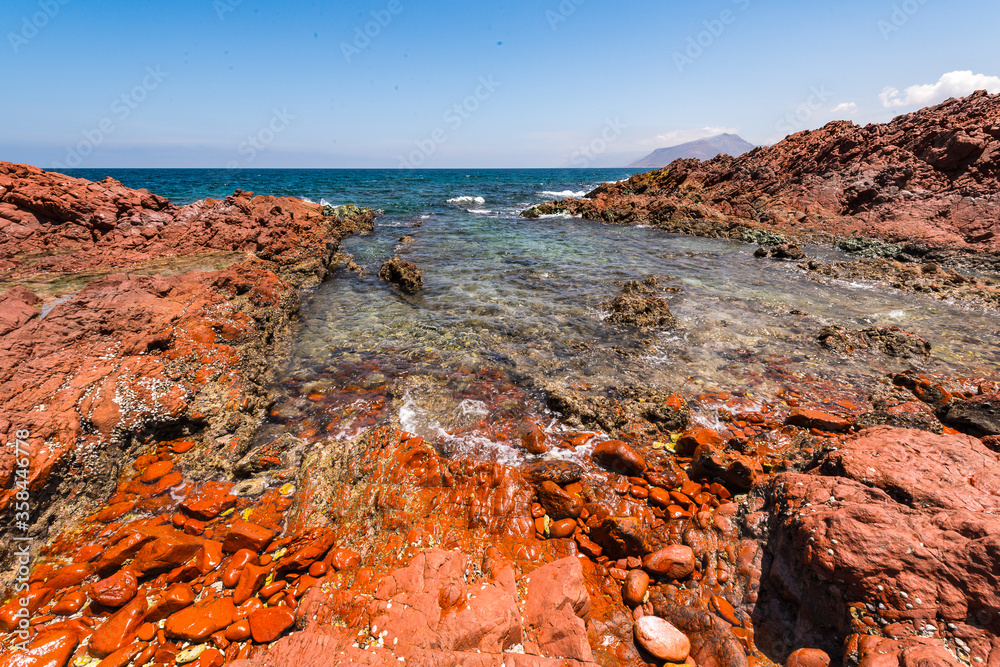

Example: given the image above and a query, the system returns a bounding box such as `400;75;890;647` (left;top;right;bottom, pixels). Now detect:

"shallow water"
69;168;1000;464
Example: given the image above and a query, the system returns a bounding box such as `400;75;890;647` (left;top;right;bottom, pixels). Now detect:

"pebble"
634;616;691;662
248;606;296;643
622;569;650;607
643;545;696;579
787;647;832;667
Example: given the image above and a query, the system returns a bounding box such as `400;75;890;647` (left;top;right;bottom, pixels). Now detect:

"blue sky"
2;0;999;168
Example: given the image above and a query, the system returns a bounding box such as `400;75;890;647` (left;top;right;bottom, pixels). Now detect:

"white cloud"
830;102;858;114
879;70;1000;108
639;126;740;147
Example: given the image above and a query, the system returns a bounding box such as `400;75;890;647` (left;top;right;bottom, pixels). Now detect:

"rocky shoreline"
1;131;999;667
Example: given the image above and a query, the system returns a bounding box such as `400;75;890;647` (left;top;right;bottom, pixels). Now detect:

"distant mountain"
628;133;756;168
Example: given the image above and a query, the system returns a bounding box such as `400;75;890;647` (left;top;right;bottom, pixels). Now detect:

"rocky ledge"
2;164;1000;667
525;91;1000;268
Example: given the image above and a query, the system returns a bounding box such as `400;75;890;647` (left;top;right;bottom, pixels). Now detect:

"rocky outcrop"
525;91;1000;260
378;256;423;293
743;426;1000;667
817;325;931;358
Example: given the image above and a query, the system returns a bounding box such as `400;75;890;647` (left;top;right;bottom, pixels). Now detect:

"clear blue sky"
2;0;999;168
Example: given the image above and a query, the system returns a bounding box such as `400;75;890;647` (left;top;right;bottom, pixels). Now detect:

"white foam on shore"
537;212;582;219
540;190;586;198
468;209;495;215
447;196;486;205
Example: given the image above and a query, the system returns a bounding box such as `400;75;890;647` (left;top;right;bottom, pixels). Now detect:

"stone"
536;480;583;520
90;568;137;607
590;516;653;559
787;648;831;667
140;459;174;482
603;291;676;329
549;518;577;539
785;408;851;432
181;481;238;520
248;606;296;643
0;630;78;667
622;569;650;607
643;545;696;580
940;392;1000;436
225;619;253;642
634;616;691;662
817;326;931;358
378;256;423;293
146;583;196;622
521;459;584;485
131;531;204;577
88;595;147;657
222;520;276;553
519;421;549;454
329;548;361;571
523;556;593;662
164;598;237;643
592;440;646;476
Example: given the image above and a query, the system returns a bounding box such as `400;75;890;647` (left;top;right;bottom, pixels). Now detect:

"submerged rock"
378;256;423;293
817;324;931;358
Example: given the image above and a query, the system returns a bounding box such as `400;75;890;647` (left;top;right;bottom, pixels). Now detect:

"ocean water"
62;168;1000;462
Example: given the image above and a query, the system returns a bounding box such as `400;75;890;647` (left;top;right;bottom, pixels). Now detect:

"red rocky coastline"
0;155;999;667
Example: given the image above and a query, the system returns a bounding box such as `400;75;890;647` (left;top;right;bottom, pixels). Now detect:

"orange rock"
234;598;263;620
51;591;88;616
145;583;195;622
622;569;650;607
549;518;577;539
197;540;224;574
0;587;54;631
140;459;174;483
634;616;690;662
676;428;725;456
95;641;145;667
519;421;549;455
181;481;237;520
233;563;268;605
225;618;252;642
196;647;225;667
0;630;78;667
785;408;851;432
787;647;832;667
45;563;93;590
136;622;157;642
330;548;361;571
90;568;138;608
643;545;696;580
222;520;276;553
222;548;257;588
592;440;646;476
89;595;147;657
131;530;204;577
164;598;236;642
307;561;328;578
248;606;296;643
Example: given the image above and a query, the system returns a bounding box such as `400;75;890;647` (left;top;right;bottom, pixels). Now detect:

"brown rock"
378;256;422;293
536;480;583;520
644;545;696;580
592;440;647;476
590;516;653;559
634;616;691;662
785;408;851;432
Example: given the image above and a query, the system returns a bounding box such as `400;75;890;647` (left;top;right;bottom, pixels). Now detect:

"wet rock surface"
2;160;1000;667
378;256;423;293
817;326;931;358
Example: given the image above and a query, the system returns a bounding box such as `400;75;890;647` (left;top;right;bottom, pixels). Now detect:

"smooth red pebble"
575;535;603;559
52;591;88;616
136;622;157;642
235;598;263;620
630;486;649;499
224;619;252;642
133;644;157;667
146;583;195;622
75;545;104;562
171;513;187;528
140;460;174;483
198;541;224;574
46;563;94;590
89;595;147;657
184;518;207;536
171;440;196;453
634;616;691;662
785;408;851;432
622;569;650;607
248;606;296;643
91;568;138;608
197;647;225;667
549;518;577;539
531;502;545;519
259;554;273;566
648;487;671;508
1;630;78;667
308;561;328;578
164;598;237;642
787;648;832;667
234;564;269;605
222;549;257;588
710;595;741;626
643;545;696;580
180;481;237;520
330;548;361;570
258;580;286;599
592;440;647;476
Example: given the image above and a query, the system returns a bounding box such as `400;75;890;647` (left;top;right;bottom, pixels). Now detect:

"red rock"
0;587;54;631
519;421;549;455
634;616;691;662
329;548;361;571
197;540;224;574
223;548;257;587
164;598;237;642
644;545;696;580
247;606;296;643
95;642;144;667
145;583;195;622
785;408;851;432
45;563;93;590
522;557;593;662
787;647;831;667
536;480;583;520
307;561;328;578
140;459;174;483
549;518;577;538
181;481;237;520
95;532;155;577
276;527;334;575
233;563;269;605
623;569;650;607
197;647;225;667
89;595;147;657
136;622;157;642
0;630;78;667
676;428;725;456
225;619;253;642
590;516;653;559
222;520;276;553
131;531;204;577
90;568;137;607
575;535;603;558
51;591;88;616
592;440;647;476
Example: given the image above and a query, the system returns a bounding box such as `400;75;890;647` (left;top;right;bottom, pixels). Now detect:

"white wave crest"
447;196;486;205
540;190;586;198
